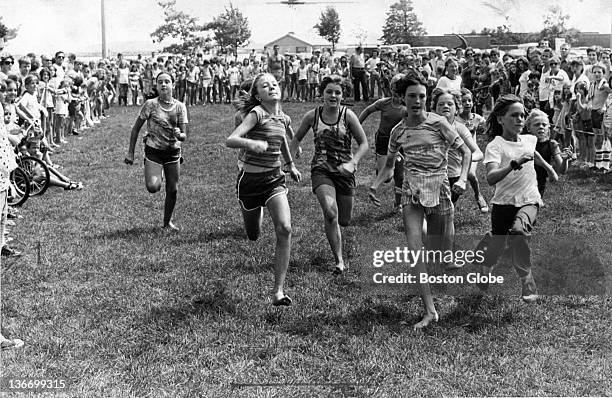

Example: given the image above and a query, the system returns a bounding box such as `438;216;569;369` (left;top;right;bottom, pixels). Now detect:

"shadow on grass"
351;208;398;227
442;294;516;333
282;299;407;337
87;226;161;241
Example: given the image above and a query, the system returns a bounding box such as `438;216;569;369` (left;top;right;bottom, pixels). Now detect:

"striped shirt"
388;112;464;207
311;106;353;172
239;106;291;172
139;98;189;151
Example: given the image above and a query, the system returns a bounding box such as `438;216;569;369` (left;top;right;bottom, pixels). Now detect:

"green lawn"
1;102;611;397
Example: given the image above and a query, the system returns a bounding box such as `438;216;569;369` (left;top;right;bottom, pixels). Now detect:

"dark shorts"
375;131;391;156
144;145;182;166
236;169;287;211
311;166;356;197
591;110;604;130
68;100;79;117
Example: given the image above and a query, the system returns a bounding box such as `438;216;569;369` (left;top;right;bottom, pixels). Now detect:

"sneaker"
521;294;539;303
477;195;489;213
1;246;22;257
72;130;80;136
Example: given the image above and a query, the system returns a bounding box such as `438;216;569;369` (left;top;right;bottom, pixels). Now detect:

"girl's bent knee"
275;223;292;237
146;184;162;193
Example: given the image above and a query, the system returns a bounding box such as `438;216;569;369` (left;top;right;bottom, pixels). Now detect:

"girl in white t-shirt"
476;95;558;303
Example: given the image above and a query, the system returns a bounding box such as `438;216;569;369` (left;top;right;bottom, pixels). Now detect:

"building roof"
265;32;313;48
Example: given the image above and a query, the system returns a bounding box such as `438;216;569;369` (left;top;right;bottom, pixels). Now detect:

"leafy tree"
203;3;251;56
480;24;522;46
539;5;581;46
150;0;208;53
0;17;18;44
314;7;341;51
380;0;426;45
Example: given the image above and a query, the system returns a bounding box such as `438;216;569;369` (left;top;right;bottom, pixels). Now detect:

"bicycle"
8;166;30;207
16;155;50;196
15;124;51;197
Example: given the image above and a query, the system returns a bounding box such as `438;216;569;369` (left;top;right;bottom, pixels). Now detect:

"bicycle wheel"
8;167;30;207
18;156;50;196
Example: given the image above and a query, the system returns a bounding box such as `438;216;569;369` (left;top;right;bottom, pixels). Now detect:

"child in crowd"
574;83;594;167
129;63;140;106
38;68;55;146
308;57;320;102
297;59;308;102
589;65;612;170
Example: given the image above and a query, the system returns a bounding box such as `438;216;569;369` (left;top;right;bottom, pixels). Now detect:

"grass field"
1;102;611;397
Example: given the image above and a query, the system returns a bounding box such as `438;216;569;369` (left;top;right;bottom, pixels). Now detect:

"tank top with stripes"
238;105;291;172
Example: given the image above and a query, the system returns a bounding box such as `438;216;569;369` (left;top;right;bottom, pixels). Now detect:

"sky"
1;0;610;55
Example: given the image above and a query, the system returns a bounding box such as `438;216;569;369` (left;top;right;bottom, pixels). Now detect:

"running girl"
358;74;406;211
226;73;301;306
369;73;471;329
475;95;558;302
457;88;489;212
290;75;368;274
125;72;188;231
524;109;571;196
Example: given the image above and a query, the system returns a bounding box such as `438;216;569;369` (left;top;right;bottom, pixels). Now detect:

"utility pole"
101;0;107;58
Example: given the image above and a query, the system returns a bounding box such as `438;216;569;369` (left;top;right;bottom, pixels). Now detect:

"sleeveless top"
238;105;291;172
311;106;353;172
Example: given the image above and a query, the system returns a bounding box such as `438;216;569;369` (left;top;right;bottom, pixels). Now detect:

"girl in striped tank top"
290;75;369;274
226;73;301;307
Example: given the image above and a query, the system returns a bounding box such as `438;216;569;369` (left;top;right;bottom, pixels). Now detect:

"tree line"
0;1;587;55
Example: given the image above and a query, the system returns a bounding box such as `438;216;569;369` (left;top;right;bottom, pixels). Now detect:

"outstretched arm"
339;109;369;175
358;102;378;124
534;151;559;182
289;110;314;159
226;112;266;152
125;117;145;164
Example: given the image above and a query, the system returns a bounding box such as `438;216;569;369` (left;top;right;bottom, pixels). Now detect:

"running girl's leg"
402;204;437;329
314;185;345;270
393;154;404;210
144;159;163;193
468;162;488;211
241;207;264;241
162;161;180;230
266;193;292;304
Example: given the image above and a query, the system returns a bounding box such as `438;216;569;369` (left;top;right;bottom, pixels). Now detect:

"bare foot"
272;292;292;306
332;261;347;275
413;311;439;330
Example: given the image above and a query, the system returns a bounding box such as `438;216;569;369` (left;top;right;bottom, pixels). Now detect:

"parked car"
411;46;448;57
